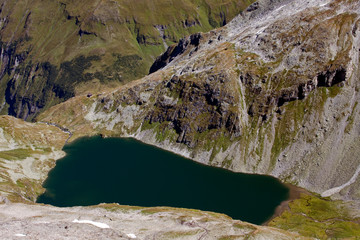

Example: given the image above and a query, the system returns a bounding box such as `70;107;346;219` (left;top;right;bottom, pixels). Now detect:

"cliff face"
40;0;360;207
0;0;253;120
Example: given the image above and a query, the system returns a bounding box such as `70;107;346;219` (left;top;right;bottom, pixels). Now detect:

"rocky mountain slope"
0;0;254;120
40;0;360;206
0;115;68;202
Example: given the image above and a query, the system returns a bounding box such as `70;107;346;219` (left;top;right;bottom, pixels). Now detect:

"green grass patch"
345;101;358;133
0;149;39;160
98;203;143;212
158;230;201;239
269;194;360;239
270;100;306;168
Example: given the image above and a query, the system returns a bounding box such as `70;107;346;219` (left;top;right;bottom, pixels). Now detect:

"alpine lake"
37;136;289;225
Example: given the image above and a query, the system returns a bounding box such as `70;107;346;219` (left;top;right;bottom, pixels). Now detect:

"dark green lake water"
37;136;289;224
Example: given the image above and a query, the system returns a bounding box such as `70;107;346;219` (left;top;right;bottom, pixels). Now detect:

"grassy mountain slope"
38;0;360;202
0;0;254;120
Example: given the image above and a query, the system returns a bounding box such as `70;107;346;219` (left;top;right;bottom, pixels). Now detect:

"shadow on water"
37;136;289;225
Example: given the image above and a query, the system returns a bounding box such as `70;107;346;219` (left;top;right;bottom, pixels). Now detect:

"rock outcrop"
145;73;241;148
149;33;203;74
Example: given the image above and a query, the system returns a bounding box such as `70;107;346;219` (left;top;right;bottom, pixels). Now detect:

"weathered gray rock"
0;203;305;240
